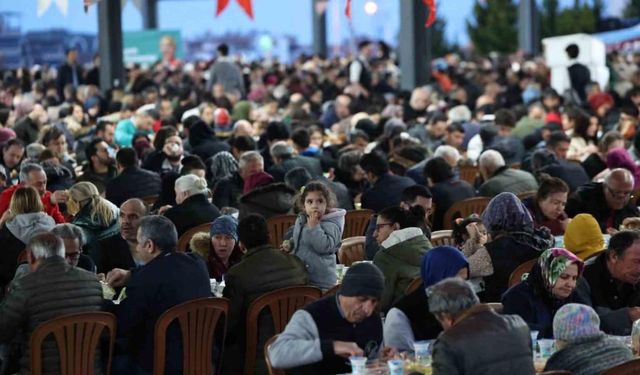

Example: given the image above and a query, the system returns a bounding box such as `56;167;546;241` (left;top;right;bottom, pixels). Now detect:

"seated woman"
522;174;570;236
0;187;56;293
452;214;493;294
68;181;120;257
163;174;221;237
373;205;432;311
566;107;598;162
544;304;633;375
502;248;587;338
384;246;469;352
190;215;244;281
563;214;605;260
481;192;555;302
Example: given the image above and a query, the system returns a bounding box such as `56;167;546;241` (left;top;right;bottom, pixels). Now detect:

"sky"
0;0;631;47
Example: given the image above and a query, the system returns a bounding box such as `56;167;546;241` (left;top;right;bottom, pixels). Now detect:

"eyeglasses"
606;186;633;199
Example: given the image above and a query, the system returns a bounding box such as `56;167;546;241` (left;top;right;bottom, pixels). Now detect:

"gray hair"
174;174;208;196
447;105;472;123
427;277;479;318
26;143;46;159
138;215;177;252
270;141;293;158
238;151;263;170
19;162;44;183
478;150;505;174
434;145;461;165
28;232;65;260
604;168;634;188
51;223;85;247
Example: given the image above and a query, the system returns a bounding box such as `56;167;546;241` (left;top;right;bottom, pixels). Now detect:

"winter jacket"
430;178;476;230
289;209;345;290
0;184;65;224
373;227;432;311
566;182;640;233
431;305;535;375
0;213;56;291
189;232;244;281
361;173;416;213
163;193;221;237
212;171;244;209
238;182;296;220
96;234;137;274
76;164;118;194
72;199;120;258
575;252;640;335
384;288;442;353
0;256;103;375
544;334;634;375
105;166;161;207
478;167;539;198
222;244;307;374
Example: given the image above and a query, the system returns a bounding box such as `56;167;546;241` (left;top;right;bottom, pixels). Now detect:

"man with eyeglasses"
566;168;640;233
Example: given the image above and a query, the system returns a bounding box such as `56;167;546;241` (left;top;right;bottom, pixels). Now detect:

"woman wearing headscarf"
383;246;469;352
564;214;606;261
502;248;587;338
482;192;555;302
606;148;640;189
209;151;238;183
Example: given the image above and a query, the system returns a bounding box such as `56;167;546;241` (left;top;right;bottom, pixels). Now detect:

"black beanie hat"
339;262;385;299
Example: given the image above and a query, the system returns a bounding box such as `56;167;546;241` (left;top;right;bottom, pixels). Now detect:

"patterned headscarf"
481;192;533;236
210;151;238;182
537;248;584;292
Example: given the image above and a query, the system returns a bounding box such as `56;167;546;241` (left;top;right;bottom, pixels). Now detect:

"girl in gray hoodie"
288;181;345;290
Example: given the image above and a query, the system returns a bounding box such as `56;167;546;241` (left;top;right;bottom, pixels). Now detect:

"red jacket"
0;184;66;224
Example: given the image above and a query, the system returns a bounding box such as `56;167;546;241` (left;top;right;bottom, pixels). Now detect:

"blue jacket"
115;251;211;374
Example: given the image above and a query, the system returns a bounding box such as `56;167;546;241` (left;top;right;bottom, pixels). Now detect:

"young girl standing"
288;181;345;290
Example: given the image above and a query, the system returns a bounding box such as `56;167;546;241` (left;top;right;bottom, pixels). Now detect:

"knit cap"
339;262;385;299
553;303;601;343
209;215;238;242
563;214;605;260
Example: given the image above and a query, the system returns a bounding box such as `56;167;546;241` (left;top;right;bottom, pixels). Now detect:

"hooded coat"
238;182;296;220
373;227;432;311
289;209;345;289
188;120;230;161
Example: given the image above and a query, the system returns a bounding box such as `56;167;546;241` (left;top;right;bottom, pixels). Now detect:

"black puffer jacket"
431;305;535;375
238;182;296;220
0;256;103;375
105;166;161;207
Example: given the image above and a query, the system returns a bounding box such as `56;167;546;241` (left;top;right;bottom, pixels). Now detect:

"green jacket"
512;116;544;139
222;244;308;374
478;167;539;198
374;227;432;311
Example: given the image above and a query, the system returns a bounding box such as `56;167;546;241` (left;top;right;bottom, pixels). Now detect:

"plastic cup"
349;356;367;375
414;340;431;365
387;359;404;375
538;339;555;358
209;279;217;294
530;330;539;355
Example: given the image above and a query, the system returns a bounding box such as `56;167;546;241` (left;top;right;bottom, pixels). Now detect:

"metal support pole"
142;0;158;29
399;0;432;90
312;0;328;57
518;0;539;55
98;0;124;93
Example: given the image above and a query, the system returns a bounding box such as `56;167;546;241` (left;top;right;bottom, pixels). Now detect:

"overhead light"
364;0;378;16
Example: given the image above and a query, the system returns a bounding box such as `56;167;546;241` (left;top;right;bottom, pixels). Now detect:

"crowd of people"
0;37;639;375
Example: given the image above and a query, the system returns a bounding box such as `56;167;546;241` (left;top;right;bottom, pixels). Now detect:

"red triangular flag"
345;0;352;20
424;0;436;28
237;0;253;19
216;0;230;16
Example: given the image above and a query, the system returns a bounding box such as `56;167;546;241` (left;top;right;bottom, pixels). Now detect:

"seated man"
106;215;211;374
427;278;535;375
96;198;147;274
0;163;67;223
0;233;103;374
222;214;308;374
477;150;538;197
360;151;416;212
268;263;386;374
576;230;640;335
105;148;161;207
566;168;640;233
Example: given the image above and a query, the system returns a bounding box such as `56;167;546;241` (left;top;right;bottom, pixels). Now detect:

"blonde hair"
175;174;208;197
9;186;43;217
68;182;116;225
